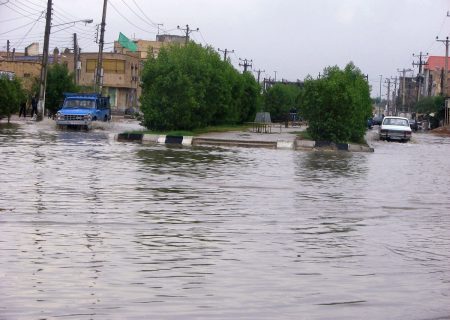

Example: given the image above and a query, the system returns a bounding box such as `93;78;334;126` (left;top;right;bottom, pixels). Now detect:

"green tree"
263;83;301;122
0;75;26;123
45;63;78;116
299;63;372;143
413;96;445;117
140;42;259;131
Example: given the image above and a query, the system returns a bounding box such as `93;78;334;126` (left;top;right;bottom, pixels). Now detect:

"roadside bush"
299;63;372;143
140;42;260;131
46;64;78;116
263;83;301;122
0;75;26;123
413;96;445;120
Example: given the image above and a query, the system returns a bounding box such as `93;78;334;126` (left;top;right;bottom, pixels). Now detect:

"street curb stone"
115;133;374;152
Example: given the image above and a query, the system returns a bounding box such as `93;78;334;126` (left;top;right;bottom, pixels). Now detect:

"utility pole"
73;33;78;85
239;58;252;73
37;0;53;120
218;48;234;62
384;78;392;115
95;0;108;94
274;71;278;82
413;51;429;101
177;24;199;45
391;77;398;116
157;23;164;35
378;75;382;116
6;40;10;59
254;69;265;84
436;36;449;96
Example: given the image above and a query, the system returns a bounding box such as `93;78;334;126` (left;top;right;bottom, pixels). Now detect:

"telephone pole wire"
384;78;392;115
218;48;234;62
239;58;252;73
413;51;429;101
95;0;108;94
37;0;53;120
254;68;265;84
436;36;449;96
177;24;199;45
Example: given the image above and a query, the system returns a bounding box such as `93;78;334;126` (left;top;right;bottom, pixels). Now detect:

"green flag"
118;32;137;52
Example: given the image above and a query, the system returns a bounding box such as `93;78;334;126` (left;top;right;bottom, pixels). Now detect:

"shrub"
299;63;372;143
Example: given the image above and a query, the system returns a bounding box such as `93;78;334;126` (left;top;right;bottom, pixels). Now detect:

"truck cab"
55;93;111;130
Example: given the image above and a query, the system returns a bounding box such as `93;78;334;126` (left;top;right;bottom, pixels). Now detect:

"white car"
379;116;412;142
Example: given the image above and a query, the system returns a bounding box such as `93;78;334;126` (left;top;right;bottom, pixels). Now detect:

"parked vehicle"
409;119;419;132
55;93;111;130
367;118;373;129
379;116;412;142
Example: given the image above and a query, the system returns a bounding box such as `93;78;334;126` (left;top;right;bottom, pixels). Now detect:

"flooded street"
1;120;450;320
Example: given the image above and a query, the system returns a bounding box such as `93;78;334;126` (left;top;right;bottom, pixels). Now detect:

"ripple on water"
1;123;450;319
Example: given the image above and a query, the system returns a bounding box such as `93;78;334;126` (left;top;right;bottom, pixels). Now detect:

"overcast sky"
1;0;450;97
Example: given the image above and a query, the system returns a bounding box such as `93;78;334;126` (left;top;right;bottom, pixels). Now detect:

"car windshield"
383;118;409;126
63;99;96;109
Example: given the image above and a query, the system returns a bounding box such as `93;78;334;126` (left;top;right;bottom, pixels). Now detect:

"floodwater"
1;119;449;320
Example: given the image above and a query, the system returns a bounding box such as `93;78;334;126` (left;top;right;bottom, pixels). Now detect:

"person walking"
19;100;27;118
30;96;38;118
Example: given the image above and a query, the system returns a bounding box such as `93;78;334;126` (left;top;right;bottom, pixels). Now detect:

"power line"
239;58;252;72
13;10;45;49
109;0;157;36
218;48;234;61
119;0;158;30
177;24;199;45
0;11;43;23
5;1;43;16
131;0;159;28
0;17;44;36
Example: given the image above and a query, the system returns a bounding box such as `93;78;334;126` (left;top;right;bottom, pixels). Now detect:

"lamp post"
37;2;93;120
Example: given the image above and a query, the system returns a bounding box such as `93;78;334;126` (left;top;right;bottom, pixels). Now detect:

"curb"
295;139;374;152
116;133;192;146
115;133;374;153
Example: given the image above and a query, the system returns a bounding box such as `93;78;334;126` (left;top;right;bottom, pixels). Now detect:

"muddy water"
1;120;449;320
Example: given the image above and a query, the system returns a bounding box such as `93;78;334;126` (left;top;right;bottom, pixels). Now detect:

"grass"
125;124;253;136
295;130;313;140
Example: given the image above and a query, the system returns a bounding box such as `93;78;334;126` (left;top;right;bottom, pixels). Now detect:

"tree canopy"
299;63;372;143
45;63;78;116
263;83;302;122
0;75;26;123
140;42;260;131
413;96;445;117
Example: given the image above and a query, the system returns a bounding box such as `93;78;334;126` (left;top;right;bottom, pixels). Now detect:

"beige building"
0;35;183;111
60;51;141;110
0;59;41;92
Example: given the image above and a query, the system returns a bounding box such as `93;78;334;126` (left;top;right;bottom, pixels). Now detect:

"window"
86;59;125;74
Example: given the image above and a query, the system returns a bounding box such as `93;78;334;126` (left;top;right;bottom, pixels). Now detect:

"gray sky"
1;0;449;97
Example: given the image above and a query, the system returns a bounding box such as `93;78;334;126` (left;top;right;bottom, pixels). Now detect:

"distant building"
25;43;39;56
0;35;183;111
423;56;450;97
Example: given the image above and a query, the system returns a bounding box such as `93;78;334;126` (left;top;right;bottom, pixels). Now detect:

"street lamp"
37;11;93;120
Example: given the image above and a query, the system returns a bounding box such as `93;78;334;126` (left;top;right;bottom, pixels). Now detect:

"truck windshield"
63;99;96;109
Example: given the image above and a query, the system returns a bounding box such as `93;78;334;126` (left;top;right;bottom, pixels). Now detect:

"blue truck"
55;93;111;130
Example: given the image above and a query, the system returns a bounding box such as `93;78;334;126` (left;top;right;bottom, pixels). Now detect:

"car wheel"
103;115;108;122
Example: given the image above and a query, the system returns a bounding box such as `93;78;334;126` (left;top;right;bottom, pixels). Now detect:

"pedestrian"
30;96;38;118
19;100;27;118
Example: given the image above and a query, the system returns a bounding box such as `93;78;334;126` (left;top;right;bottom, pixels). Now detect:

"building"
61;51;141;110
423;56;450;97
0;35;183;112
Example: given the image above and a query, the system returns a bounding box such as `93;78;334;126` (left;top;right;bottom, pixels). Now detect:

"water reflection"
1;123;450;319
